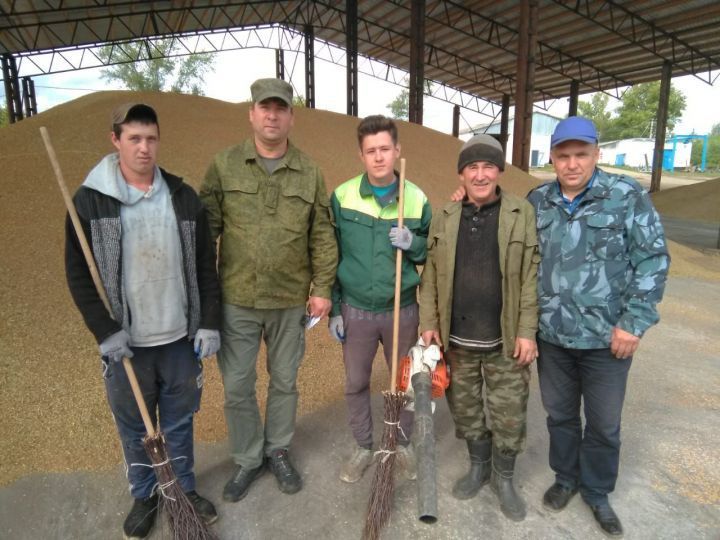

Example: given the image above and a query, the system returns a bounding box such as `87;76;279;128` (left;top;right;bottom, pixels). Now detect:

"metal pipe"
411;371;438;524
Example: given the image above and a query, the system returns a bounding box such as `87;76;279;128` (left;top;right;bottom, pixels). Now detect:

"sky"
7;41;720;138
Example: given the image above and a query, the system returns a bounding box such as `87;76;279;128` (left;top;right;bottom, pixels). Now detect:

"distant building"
462;111;563;167
598;138;693;170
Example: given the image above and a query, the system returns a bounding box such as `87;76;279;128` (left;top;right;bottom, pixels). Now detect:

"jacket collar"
238;138;304;172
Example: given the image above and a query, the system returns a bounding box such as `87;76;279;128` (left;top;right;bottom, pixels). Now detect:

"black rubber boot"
452;438;492;500
490;447;526;522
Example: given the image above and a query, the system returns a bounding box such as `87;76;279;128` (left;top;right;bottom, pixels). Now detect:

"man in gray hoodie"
65;103;221;539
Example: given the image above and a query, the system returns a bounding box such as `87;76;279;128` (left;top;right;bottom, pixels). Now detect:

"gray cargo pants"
341;303;418;448
218;303;306;469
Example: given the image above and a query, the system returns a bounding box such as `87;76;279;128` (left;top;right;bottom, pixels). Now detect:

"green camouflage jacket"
527;168;669;349
199;139;338;309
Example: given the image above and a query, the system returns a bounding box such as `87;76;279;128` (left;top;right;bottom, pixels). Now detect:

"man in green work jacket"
329;115;431;484
419;134;539;521
199;78;337;502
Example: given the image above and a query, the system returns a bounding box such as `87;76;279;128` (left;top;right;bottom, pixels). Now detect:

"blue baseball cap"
551;116;598;147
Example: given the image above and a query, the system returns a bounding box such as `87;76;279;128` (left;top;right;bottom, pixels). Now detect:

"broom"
363;158;410;540
40;127;217;540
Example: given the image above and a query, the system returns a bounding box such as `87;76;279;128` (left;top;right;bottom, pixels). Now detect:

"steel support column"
512;0;538;171
500;95;511;156
651;61;672;193
21;77;37;117
408;0;425;125
304;24;315;108
452;104;460;137
346;0;358;117
2;54;24;123
275;49;285;80
568;80;579;117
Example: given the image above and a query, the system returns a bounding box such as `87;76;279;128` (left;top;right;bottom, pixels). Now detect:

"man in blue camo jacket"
527;117;669;538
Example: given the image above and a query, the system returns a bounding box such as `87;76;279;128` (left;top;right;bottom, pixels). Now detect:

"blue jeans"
536;339;632;505
103;337;203;499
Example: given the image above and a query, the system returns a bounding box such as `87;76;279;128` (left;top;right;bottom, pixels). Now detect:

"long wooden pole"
40;126;156;438
389;158;406;393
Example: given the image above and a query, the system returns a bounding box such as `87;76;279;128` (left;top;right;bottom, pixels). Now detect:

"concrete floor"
1;277;719;540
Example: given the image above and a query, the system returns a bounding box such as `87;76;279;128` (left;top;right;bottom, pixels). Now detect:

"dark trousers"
103;337;202;499
341;303;418;448
537;338;632;505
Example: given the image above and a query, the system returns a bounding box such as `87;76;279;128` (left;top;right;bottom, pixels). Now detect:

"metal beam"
1;53;23;123
275;48;285;80
551;0;720;83
650;61;672;193
452;104;460;138
568;79;579;116
409;0;425;125
512;0;538;172
345;0;358;117
416;0;630;98
21;76;36;116
304;24;315;108
500;94;510;156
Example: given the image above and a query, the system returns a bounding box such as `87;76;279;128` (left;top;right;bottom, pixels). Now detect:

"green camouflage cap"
250;78;293;106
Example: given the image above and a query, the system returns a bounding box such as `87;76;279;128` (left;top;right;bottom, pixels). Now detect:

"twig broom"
363;158;410;540
40;126;217;540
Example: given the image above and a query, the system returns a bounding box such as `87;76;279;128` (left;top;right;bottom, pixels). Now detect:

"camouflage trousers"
446;346;531;453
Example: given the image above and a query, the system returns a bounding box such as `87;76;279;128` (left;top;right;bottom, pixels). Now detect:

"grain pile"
0;91;717;486
651;177;720;222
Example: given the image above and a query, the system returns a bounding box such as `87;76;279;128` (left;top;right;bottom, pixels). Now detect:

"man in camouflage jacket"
199;79;337;501
527;117;669;538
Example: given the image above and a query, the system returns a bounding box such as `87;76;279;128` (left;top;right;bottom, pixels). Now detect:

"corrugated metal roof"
1;0;718;106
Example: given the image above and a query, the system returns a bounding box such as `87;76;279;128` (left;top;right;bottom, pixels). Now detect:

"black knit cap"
457;134;505;173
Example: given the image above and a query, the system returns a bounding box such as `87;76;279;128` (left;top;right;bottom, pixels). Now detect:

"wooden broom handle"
40;127;157;438
390;158;406;392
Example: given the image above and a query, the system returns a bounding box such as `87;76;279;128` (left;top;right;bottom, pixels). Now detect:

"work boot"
452;437;492;500
339;445;374;483
123;493;158;539
590;501;624;538
543;482;578;512
490;447;526;522
397;443;417;480
267;448;303;494
185;490;218;525
223;464;264;502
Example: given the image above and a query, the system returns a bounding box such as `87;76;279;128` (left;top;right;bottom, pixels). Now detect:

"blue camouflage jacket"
527;168;669;349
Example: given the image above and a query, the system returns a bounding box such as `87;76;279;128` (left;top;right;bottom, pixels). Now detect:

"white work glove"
389;226;413;250
99;329;133;363
194;329;220;359
328;315;345;343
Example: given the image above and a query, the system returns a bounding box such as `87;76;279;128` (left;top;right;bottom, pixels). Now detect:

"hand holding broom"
40;126;217;540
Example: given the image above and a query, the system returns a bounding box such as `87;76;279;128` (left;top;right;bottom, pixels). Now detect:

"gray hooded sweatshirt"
83;154;188;347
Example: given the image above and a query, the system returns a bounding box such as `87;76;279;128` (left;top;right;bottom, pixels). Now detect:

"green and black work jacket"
330;173;431;317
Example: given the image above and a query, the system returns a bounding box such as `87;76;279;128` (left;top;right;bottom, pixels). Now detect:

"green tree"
578;92;612;140
99;39;214;95
710;122;720;136
387;88;409;120
691;136;720;170
0;103;7;127
604;81;686;141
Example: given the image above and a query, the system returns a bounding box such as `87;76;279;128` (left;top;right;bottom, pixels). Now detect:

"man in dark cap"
65;103;221;538
419;134;539;521
528;116;669;537
200;79;337;502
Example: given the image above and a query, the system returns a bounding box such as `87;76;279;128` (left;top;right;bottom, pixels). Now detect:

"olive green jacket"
199;139;338;308
418;191;539;357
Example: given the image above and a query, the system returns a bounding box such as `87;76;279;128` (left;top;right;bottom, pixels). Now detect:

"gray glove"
389;225;413;250
328;315;345;343
99;329;133;363
194;329;220;359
